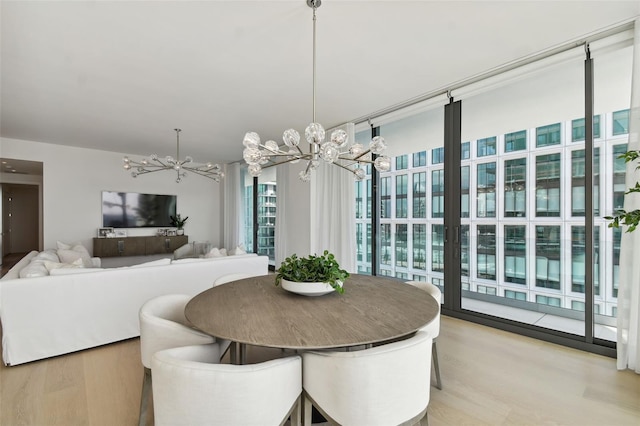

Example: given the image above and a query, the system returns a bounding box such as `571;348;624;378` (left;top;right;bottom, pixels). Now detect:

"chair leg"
138;367;152;426
303;394;313;426
432;341;442;390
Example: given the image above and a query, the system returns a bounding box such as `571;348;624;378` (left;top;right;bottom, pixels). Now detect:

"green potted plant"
275;250;349;296
606;149;640;233
170;214;188;235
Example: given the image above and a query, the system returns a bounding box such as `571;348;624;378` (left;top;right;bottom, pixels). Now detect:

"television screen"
102;191;177;228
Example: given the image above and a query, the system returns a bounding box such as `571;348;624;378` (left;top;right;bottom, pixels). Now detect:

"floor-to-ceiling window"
352;29;632;355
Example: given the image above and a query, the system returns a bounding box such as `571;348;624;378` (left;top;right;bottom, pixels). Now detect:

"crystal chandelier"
123;128;224;183
241;0;390;182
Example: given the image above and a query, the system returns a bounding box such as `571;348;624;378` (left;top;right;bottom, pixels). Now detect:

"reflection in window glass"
396;224;408;268
380;177;391;219
536;226;561;290
613;144;628;211
460;225;469;277
504;226;526;284
413;151;426;167
571;115;601;141
536;153;561;217
396;155;408;170
504;158;526;217
505;130;526;152
477;162;496;218
505;290;527;301
432;169;444;218
396;175;408;218
432;147;444;164
461;166;470;218
461;142;470;160
412;172;426;218
477;225;496;280
381;224;391;265
477;137;496;157
413;224;426;270
613;109;629;135
536;123;561;147
432;225;444;272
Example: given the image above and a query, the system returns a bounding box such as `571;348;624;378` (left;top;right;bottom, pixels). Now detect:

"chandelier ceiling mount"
241;0;390;182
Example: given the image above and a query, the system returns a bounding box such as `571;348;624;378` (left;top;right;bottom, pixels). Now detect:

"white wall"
0;137;223;254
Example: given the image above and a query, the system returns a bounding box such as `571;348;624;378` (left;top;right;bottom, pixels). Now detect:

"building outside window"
396;154;408;170
432;147;444;164
431;224;444;273
381;176;391;219
413;224;426;270
505;130;527;152
536;226;561;290
431;169;444;218
536;153;561;217
505;290;527;301
477;136;497;157
504;158;526;217
613;144;628;211
413;172;426;218
413;151;426;167
477;225;497;280
461;166;470;218
381;224;391;265
612;109;629;136
396;224;408;268
477;162;496;218
396;175;408;218
504;225;526;285
571;115;601;141
461;142;470;160
536;123;561;147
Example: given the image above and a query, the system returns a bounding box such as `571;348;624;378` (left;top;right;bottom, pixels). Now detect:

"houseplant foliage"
275;250;349;294
170;214;188;230
606;150;640;233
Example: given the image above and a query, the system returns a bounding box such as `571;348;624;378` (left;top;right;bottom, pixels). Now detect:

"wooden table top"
185;274;439;350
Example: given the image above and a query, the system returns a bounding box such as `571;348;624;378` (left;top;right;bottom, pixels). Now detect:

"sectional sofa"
0;250;269;366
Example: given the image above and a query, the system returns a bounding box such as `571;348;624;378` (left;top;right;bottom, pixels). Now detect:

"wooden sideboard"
93;235;188;257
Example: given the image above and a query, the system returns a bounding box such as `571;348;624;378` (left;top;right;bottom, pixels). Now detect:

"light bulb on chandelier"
240;0;390;182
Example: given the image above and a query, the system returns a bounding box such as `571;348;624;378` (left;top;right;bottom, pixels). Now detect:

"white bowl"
281;279;337;296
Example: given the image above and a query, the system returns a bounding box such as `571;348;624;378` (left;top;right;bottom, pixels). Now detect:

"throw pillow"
205;247;227;258
231;244;247;256
56;240;82;250
34;249;60;263
57;245;93;267
43;258;84;272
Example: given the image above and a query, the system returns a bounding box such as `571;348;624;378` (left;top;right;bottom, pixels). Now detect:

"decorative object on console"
275;250;348;295
170;214;188;236
240;0;391;182
98;227;114;238
123;128;224;183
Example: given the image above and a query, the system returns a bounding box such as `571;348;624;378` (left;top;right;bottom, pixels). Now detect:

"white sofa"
0;252;269;366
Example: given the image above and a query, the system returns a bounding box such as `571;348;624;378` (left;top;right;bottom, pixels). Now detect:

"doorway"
0;158;43;269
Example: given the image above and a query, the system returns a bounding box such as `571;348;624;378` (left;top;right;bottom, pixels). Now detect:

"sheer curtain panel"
310;123;357;273
223;163;243;250
617;18;640;374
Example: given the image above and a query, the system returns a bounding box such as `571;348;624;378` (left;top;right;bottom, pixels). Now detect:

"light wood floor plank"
1;316;639;426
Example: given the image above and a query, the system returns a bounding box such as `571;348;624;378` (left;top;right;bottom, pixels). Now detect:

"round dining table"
185;274;439;364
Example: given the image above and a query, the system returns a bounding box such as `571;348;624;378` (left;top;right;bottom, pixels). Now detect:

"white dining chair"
138;294;229;426
152;343;303;426
302;331;432;426
213;272;254;286
406;280;443;390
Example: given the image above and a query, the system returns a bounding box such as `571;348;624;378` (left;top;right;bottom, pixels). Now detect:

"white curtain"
223;163;243;250
617;18;640;373
309;123;357;273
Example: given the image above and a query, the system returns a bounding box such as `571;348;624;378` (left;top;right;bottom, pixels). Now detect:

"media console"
93;235;188;257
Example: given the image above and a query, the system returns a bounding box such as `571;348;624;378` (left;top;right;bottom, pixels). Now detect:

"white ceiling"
1;1;639;166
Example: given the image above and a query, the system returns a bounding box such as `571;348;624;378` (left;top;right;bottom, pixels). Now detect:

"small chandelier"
241;0;390;182
123;128;224;183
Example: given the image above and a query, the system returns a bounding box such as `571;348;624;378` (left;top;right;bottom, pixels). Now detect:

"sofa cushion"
205;247;227;258
43;258;84;272
34;249;60;263
19;260;49;278
58;244;93;267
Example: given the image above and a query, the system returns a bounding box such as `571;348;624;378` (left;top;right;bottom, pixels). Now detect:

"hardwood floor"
1;316;638;425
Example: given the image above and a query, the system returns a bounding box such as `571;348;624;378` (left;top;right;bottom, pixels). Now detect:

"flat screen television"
102;191;177;228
